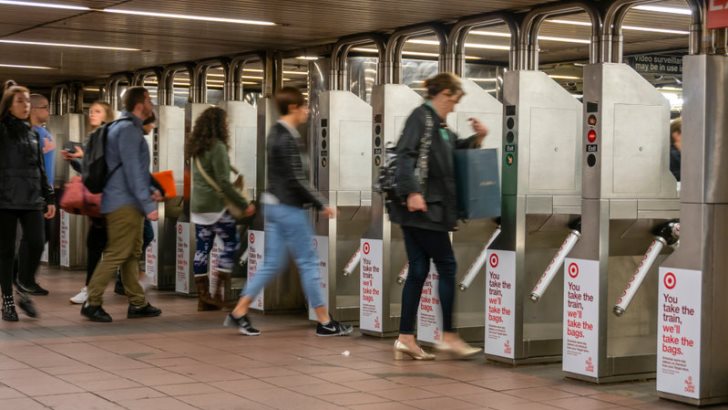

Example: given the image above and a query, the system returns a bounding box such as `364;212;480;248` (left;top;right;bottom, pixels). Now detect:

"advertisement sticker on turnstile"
484;250;516;358
247;230;266;310
657;268;702;399
562;258;600;377
59;210;70;268
360;239;383;331
145;222;158;285
176;222;191;294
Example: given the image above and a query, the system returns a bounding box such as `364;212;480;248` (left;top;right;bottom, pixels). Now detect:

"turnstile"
657;54;728;406
486;71;583;364
360;84;422;337
416;78;503;345
564;63;678;383
47;113;86;269
312;90;373;323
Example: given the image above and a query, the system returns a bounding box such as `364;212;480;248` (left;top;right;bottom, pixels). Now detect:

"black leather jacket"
390;104;479;232
0;115;55;211
266;121;326;210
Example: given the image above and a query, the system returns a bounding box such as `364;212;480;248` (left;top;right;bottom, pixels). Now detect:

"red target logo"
489;253;499;268
363;242;370;255
249;232;255;244
568;263;579;278
177;224;183;234
664;272;677;290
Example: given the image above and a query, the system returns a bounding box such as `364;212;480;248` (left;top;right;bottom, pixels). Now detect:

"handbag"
194;157;248;220
60;175;102;218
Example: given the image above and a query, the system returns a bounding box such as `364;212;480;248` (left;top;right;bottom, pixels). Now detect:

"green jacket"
191;140;248;214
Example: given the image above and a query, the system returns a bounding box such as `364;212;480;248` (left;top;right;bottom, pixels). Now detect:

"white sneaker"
69;287;88;305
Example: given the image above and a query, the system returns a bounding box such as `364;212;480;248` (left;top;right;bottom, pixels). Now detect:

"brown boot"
195;276;221;311
213;271;235;310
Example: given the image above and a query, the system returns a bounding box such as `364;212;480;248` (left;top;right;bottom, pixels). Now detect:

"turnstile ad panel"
417;79;503;345
565;63;677;383
360;84;422;336
312;91;373;322
487;71;582;364
657;55;728;406
47;114;86;269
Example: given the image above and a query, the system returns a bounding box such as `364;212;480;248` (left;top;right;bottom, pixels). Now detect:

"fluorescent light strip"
0;39;140;51
103;9;275;26
296;56;319;61
470;78;497;82
470;30;590;44
408;38;510;51
0;0;88;11
352;47;479;60
549;75;581;80
546;19;689;35
0;63;53;69
633;5;691;15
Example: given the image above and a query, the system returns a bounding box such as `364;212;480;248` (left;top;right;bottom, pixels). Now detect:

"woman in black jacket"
0;85;55;321
391;73;488;360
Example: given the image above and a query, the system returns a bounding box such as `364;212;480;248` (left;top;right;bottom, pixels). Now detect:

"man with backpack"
81;86;162;323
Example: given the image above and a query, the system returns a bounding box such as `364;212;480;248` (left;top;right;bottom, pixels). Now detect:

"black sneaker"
81;303;113;323
2;295;18;322
16;292;37;318
316;320;353;337
127;303;161;319
16;281;49;296
223;313;260;336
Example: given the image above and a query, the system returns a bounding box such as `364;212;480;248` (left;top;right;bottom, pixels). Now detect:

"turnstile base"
564;371;655;384
485;353;562;366
658;392;728;407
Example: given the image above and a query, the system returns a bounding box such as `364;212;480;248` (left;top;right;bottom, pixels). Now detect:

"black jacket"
266;121;326;210
391;104;479;232
0;115;55;210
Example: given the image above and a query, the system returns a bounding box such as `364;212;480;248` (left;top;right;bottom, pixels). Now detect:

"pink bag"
60;176;102;218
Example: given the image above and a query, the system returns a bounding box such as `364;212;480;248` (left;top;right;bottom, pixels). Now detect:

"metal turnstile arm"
458;227;502;291
613;220;680;316
530;219;583;302
342;248;362;276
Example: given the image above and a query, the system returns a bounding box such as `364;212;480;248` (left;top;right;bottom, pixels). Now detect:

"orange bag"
152;170;177;198
60;176;102;218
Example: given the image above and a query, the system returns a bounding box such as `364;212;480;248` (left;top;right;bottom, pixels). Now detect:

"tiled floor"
0;267;722;410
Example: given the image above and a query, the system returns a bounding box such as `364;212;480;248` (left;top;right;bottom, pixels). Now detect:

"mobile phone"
63;141;80;153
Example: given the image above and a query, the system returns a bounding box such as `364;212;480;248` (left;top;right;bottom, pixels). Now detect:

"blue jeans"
242;203;324;309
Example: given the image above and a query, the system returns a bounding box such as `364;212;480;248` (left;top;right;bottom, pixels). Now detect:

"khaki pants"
87;206;146;307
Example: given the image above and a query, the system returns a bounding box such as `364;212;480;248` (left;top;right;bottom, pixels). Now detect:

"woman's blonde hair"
89;101;114;130
424;73;463;99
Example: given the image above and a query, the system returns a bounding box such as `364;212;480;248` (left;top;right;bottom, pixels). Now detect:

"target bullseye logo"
568;263;579;278
664;272;677;290
177;225;182;234
249;233;255;244
363;242;371;255
489;253;499;268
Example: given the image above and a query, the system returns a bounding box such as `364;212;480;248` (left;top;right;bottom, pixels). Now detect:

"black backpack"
82;117;132;194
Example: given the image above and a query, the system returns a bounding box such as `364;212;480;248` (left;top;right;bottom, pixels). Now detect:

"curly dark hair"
186;106;229;158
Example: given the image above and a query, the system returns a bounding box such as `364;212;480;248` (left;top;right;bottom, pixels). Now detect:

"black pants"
0;210;45;296
15;217;52;285
399;226;457;334
85;218;107;286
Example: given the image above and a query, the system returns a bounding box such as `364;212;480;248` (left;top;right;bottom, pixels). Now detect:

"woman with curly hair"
188;106;254;311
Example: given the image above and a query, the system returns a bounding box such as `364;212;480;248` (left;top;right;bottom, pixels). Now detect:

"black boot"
2;294;18;322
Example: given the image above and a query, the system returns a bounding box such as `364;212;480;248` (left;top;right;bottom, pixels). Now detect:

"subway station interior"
1;0;727;409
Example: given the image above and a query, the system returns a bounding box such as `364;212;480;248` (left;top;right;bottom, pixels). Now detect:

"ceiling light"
0;39;140;51
296;56;319;61
658;87;682;92
0;0;88;11
470;30;589;45
0;63;53;69
352;47;478;60
103;8;275;26
549;75;581;80
470;78;498;82
546;19;689;35
633;5;691;15
407;38;510;51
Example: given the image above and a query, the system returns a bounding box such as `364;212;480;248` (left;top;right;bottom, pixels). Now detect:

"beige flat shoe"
394;340;436;360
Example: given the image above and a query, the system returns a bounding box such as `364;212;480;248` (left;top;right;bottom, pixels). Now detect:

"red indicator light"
587;130;597;143
588;115;597;126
